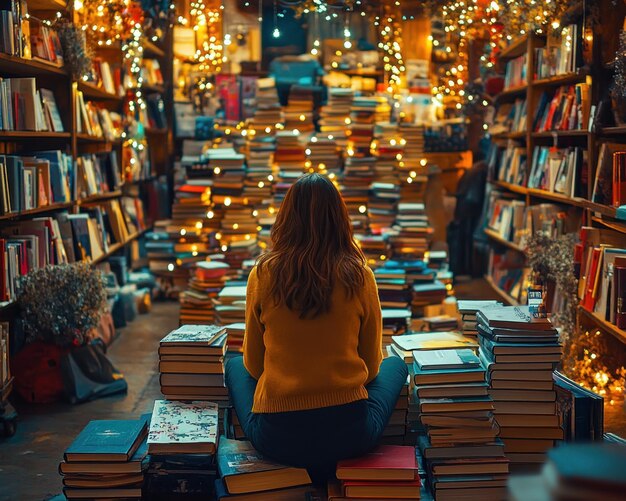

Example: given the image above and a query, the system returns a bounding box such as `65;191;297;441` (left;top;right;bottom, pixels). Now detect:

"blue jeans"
224;356;408;476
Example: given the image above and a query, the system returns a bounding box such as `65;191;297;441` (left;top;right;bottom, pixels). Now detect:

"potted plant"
11;263;107;403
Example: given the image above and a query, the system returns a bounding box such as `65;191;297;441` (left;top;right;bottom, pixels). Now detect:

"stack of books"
373;122;402;182
457;300;501;340
342;156;375;234
332;445;421;500
251;77;283;128
0;79;64;132
225;322;245;354
381;308;412;347
283;86;315;133
273;130;306;206
222;239;260;271
59;417;149;500
411;281;448;315
179;260;230;325
390;331;478;364
476;305;563;472
508;443;626;501
368;182;400;234
216;436;313;500
146;400;220;497
354;234;388;261
398;123;425;159
390;203;432;258
412;348;509;499
206;148;246;201
305;135;341;174
375;267;412;310
380;380;412;446
158;325;229;403
349;96;390;156
214;283;247;326
319;87;354;148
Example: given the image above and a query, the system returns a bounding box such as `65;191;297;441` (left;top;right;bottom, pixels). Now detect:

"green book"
413;349;480;371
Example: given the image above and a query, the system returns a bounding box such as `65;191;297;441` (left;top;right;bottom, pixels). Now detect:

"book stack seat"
476;305;563;472
215;436;313;500
390;331;478;364
59;416;149;500
225;322;245;354
319;87;354;148
145;400;220;498
375;267;412;312
379;380;411;446
412;349;509;500
159;325;229;404
332;445;422;500
179;260;230;325
457;300;502;341
381;308;412;348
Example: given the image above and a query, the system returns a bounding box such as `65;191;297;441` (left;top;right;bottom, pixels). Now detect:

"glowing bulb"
167;263;174;272
299;114;306;121
359;205;367;214
305;149;312;155
233;223;239;229
344;40;352;49
344;118;351;125
224;197;232;207
215;232;222;240
214;167;221;174
195;222;202;230
180;228;187;236
207;210;214;219
273;27;280;38
221;244;228;252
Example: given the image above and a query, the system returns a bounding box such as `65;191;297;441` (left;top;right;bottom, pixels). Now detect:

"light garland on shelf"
377;5;405;94
189;0;225;73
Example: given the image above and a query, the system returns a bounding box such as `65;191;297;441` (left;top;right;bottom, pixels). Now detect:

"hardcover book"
217;436;311;494
336;445;418;481
64;418;148;462
147;400;219;454
413;348;480;371
160;324;226;346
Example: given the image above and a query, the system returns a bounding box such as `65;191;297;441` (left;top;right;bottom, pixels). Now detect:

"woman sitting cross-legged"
225;173;409;479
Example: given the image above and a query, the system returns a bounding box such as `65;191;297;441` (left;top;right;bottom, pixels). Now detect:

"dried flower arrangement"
16;262;107;347
56;19;93;81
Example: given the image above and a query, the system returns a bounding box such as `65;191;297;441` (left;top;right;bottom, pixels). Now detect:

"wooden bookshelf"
143;83;166;94
532;71;589;88
78;191;123;205
0;131;71;140
484;275;520;306
496;84;528;100
484;228;526;253
91;228;150;265
498;35;529;60
526;188;588;208
0;53;66;77
599;126;626;137
491;131;526;141
579;306;626;344
0;202;74;221
530;130;589;139
491;180;528;195
77;81;122;102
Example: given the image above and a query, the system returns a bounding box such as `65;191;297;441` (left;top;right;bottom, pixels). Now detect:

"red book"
336;445;418;481
612;152;626;207
342;478;421;499
582;247;602;311
0;239;6;302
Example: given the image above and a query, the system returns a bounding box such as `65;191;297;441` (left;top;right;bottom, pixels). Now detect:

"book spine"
615;266;626;329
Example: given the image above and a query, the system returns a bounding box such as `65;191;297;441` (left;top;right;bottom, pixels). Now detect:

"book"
215;478;313;500
147;400;219;454
64;418;148;462
217;436;311;495
476;305;553;330
159;324;226;346
413;349;480;371
336;445;418;481
342;479;421;498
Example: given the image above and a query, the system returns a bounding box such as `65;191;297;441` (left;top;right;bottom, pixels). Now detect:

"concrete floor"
0;301;179;501
1;280;625;500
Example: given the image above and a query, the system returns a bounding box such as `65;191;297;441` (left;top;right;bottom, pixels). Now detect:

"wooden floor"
1;280;625;500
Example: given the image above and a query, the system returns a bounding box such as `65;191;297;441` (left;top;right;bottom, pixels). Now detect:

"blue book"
554;371;603;442
64;418;148;462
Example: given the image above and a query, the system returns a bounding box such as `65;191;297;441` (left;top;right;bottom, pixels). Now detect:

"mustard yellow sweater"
243;265;383;413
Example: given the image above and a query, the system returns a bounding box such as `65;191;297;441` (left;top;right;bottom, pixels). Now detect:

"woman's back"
244;264;382;413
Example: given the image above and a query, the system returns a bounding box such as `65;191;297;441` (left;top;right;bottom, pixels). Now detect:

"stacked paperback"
158;325;229;403
476;305;563;472
60;416;149;500
457;300;501;340
413;348;508;500
179;260;230;325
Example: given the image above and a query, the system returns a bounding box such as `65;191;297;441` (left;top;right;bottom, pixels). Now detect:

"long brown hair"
257;173;366;318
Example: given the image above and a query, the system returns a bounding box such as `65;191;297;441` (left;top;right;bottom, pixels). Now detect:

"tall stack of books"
273;130;306;207
390;331;478;364
283;86;315;133
305;135;341;174
342;156;375;234
457;300;501;340
375;267;412;310
59;417;149;500
319;87;353;148
251;77;283;128
206;148;246;202
411;281;448;316
389;203;433;259
332;445;421;500
373;122;403;184
216;436;313;500
355;234;388;261
146;400;220;497
214;283;247;326
412;348;509;499
476;305;563;472
379;380;411;446
349;96;390;156
222;239;260;273
225;323;245;354
158;325;229;403
179;260;230;325
399;123;425;159
368;181;400;234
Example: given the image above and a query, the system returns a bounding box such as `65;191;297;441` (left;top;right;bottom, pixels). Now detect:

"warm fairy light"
224;197;232;206
167;263;175;271
207;210;214;219
195;222;202;230
180;228;187;236
358;205;367;214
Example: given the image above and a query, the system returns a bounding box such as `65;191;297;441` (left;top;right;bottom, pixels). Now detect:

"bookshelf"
484;5;626;351
0;2;177;322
